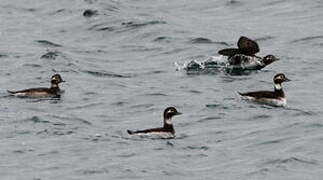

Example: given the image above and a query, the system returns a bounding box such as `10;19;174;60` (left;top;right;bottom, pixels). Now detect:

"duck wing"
238;91;277;99
218;48;242;57
237;36;259;56
8;87;50;93
7;88;55;97
127;127;166;135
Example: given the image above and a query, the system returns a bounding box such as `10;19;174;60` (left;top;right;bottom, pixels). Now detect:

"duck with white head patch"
127;107;182;139
8;74;65;98
238;73;291;107
218;36;279;71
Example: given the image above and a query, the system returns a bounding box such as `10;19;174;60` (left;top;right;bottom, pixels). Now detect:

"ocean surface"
1;0;323;179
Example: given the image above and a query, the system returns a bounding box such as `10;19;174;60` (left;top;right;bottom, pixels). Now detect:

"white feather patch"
14;92;51;97
165;119;172;125
242;96;287;107
11;92;28;97
131;131;175;139
274;83;282;90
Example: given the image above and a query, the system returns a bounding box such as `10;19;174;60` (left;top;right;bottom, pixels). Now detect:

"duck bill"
274;57;280;61
284;78;291;82
175;112;182;115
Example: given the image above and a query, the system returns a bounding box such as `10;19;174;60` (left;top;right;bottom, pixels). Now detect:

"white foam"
208;55;227;64
176;55;227;72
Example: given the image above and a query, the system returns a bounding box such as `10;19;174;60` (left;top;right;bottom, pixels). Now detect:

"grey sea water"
1;0;323;179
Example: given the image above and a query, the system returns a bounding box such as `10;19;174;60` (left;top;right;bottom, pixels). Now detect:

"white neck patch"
52;83;59;88
274;83;282;90
165;118;172;125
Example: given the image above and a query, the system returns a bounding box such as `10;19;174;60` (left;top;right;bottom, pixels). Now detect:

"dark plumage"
7;74;65;98
219;36;259;57
238;73;291;107
127;107;182;138
127;124;174;135
238;90;284;99
219;36;279;71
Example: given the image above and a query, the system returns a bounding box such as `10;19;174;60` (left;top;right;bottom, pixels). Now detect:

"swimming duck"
8;74;65;98
219;36;279;71
238;73;290;107
127;107;182;139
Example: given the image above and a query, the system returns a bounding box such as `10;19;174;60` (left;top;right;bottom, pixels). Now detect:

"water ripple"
257;137;294;145
291;35;323;43
263;157;318;166
83;9;98;17
285;107;316;116
83;70;134;78
81;169;109;175
12;149;34;154
251;114;272;120
153;36;175;43
111;101;126;106
65;102;104;110
0;54;8;58
91;20;166;32
23;64;42;68
36;129;74;136
49;115;92;126
189;37;230;45
35;40;62;47
96;26;115;32
121;20;166;29
144;93;168;96
254;36;275;42
304;123;323;128
226;0;241;5
40;50;60;60
25;116;51;124
198;116;222;122
8;116;51;125
183;145;209;151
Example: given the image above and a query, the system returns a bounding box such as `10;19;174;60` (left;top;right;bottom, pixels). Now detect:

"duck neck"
164;118;172;126
163;118;174;133
274;83;284;97
164;117;174;127
51;83;60;92
258;57;267;66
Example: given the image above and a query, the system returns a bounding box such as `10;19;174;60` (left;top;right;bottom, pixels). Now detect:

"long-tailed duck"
127;107;182;139
219;36;279;71
8;74;65;98
238;73;290;107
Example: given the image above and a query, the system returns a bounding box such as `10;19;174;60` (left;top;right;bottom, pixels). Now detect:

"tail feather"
237;91;245;96
7;90;16;94
127;129;148;135
127;130;134;135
